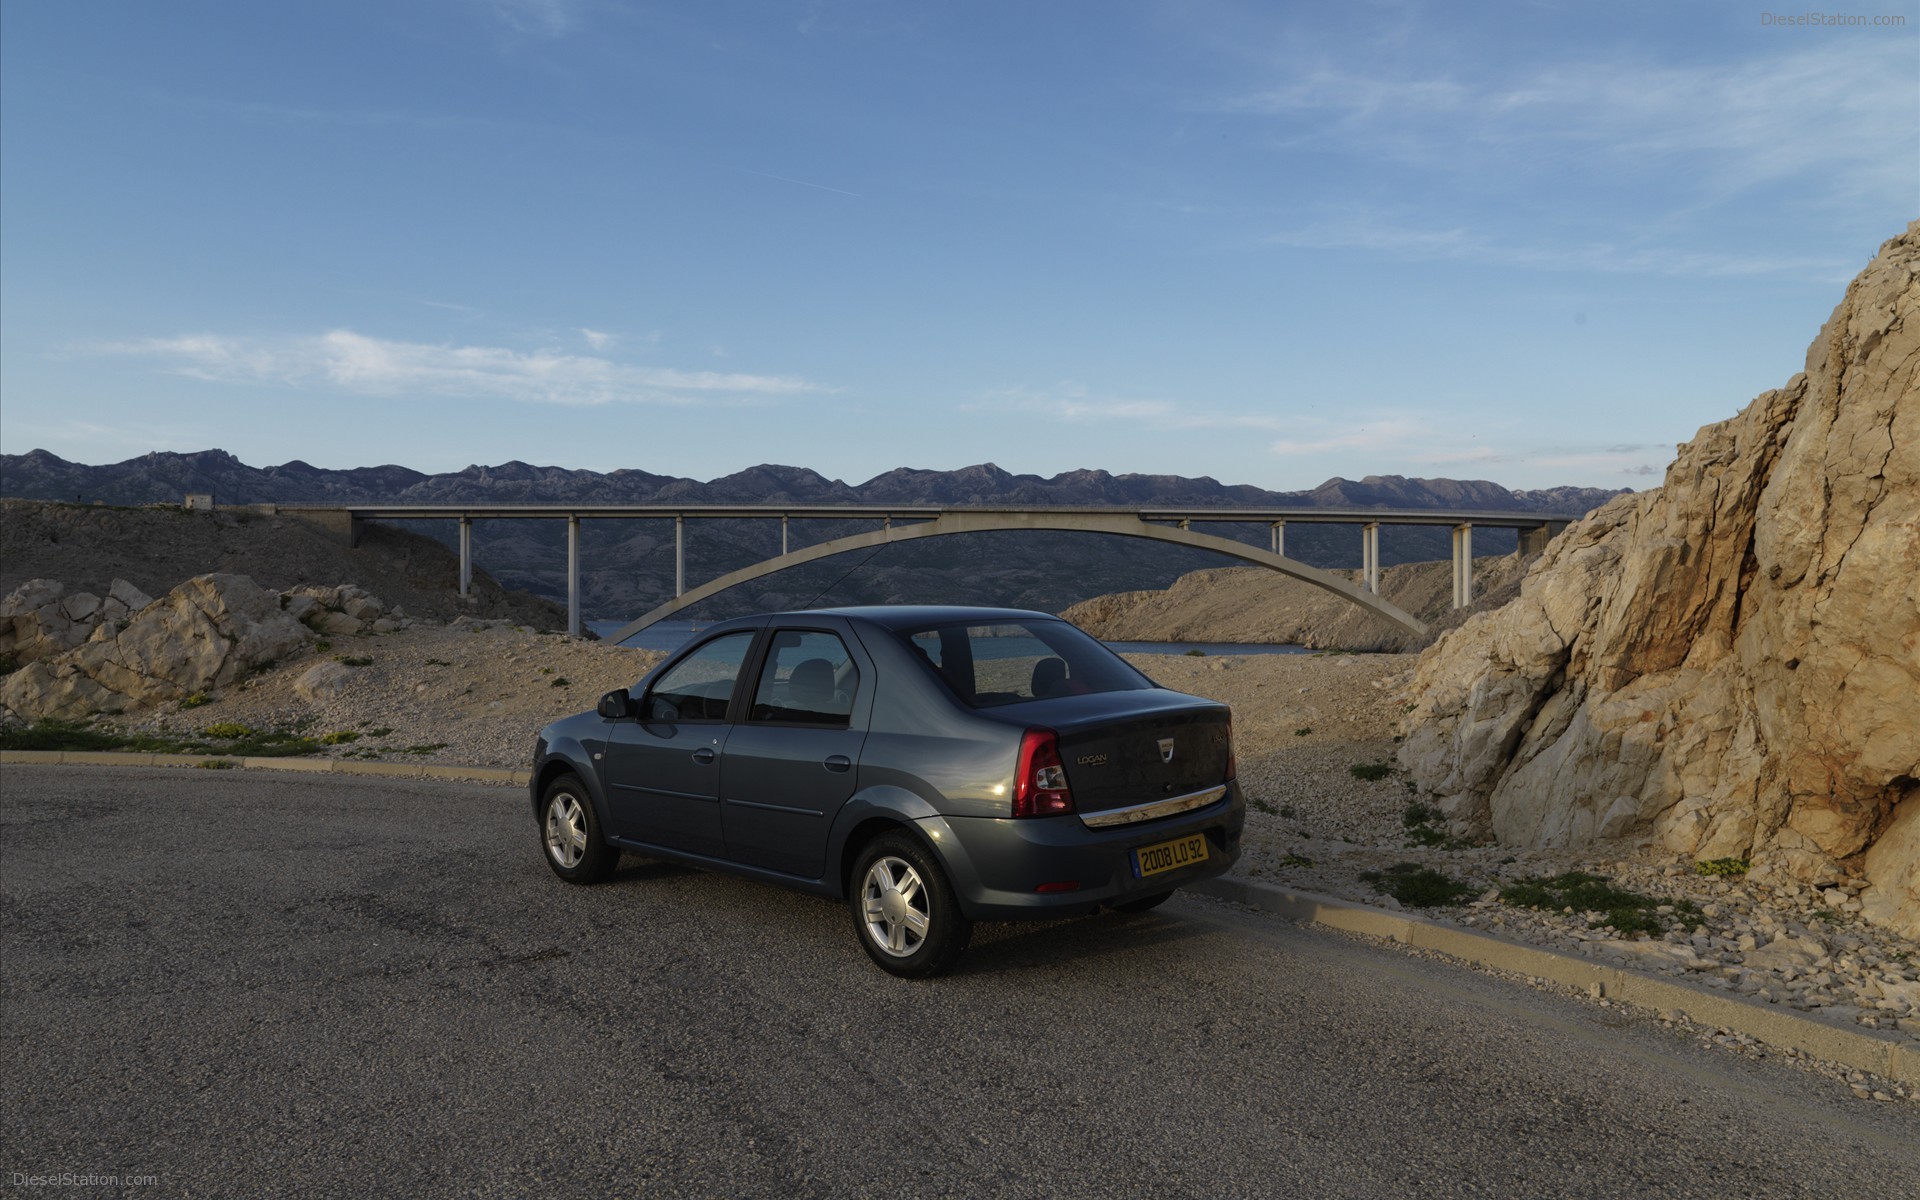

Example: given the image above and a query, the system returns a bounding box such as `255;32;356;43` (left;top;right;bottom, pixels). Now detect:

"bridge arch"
605;511;1427;644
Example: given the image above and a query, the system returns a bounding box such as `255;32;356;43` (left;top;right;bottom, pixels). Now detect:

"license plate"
1132;833;1209;879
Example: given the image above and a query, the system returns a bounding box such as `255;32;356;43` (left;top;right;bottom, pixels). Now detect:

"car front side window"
644;631;755;722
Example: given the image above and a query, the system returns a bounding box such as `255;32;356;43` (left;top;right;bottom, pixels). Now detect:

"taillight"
1225;717;1237;782
1012;727;1074;818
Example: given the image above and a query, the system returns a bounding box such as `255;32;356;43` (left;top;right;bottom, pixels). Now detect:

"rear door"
719;626;870;878
602;630;757;857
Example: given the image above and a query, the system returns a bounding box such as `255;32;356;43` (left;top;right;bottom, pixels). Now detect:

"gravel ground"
76;627;1920;1091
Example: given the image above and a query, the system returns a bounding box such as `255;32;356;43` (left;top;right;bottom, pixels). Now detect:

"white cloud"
1268;214;1857;281
579;327;614;350
1223;40;1915;208
95;330;827;407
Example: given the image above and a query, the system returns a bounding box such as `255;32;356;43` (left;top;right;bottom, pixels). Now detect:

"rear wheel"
1111;889;1174;914
850;832;972;978
540;775;619;884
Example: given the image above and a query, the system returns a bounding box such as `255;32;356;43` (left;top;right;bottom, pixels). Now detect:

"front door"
721;628;867;878
602;630;756;857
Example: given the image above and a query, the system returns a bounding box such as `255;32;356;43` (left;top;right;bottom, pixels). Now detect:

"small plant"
334;655;372;667
1812;908;1840;923
1499;871;1702;936
1278;804;1295;819
550;676;571;688
180;692;211;709
1250;798;1278;815
1278;853;1314;869
1360;863;1473;908
202;722;254;739
0;652;19;676
1695;857;1750;877
1184;648;1206;657
1349;761;1393;782
1294;727;1312;737
197;759;237;770
315;639;333;652
1403;800;1440;827
424;658;452;667
319;731;361;745
540;666;554;675
365;726;394;738
1405;826;1451;848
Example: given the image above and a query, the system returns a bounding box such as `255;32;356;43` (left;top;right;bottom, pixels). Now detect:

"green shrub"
550;676;571;688
1695;857;1750;876
1360;863;1473;908
319;731;361;745
1278;853;1314;869
1250;798;1278;815
424;658;452;667
1294;727;1312;737
1184;648;1206;657
179;692;211;709
1499;871;1701;936
334;655;372;667
1403;800;1440;828
201;722;254;739
1349;761;1393;782
0;719;126;752
364;726;394;738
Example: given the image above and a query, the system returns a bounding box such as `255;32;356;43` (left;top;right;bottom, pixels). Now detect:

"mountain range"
0;449;1628;620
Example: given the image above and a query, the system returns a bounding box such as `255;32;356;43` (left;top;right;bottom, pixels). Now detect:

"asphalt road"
3;766;1916;1199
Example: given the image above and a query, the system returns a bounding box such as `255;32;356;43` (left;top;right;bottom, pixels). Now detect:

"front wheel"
849;832;972;978
540;775;620;884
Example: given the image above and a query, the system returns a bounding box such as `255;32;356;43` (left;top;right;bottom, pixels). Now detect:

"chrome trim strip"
1079;784;1228;829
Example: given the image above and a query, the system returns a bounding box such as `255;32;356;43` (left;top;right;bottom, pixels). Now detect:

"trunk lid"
1023;692;1231;816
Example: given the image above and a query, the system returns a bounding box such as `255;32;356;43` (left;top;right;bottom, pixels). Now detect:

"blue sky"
2;0;1914;491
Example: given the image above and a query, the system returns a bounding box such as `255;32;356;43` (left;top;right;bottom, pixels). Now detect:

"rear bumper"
922;782;1245;921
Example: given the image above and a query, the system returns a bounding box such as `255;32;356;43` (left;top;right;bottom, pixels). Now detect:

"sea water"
587;619;1309;657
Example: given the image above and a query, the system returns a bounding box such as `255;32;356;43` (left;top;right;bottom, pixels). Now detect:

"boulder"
1;579;93;664
293;661;354;704
0;573;314;720
1400;223;1920;938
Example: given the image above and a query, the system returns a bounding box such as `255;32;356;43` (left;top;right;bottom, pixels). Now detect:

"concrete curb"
1190;876;1916;1086
0;749;531;787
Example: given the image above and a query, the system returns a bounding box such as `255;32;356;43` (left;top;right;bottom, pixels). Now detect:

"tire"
1111;889;1174;914
539;775;620;884
849;832;972;978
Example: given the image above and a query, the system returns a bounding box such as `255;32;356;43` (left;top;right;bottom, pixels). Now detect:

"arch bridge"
275;503;1574;641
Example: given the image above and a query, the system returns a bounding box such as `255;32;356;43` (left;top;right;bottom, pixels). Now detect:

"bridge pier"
675;515;685;598
1451;523;1474;609
1270;520;1285;558
781;515;789;556
1362;522;1381;594
1518;522;1567;557
458;517;473;597
567;516;582;638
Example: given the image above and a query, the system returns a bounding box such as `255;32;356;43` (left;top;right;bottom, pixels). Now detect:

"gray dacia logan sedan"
530;606;1244;976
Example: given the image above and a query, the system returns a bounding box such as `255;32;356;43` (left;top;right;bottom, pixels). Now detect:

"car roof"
787;604;1064;631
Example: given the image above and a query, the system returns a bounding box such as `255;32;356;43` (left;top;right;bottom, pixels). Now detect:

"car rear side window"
749;629;858;727
901;620;1151;708
645;631;755;721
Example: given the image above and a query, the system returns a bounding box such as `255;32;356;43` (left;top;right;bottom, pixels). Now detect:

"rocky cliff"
1399;223;1919;937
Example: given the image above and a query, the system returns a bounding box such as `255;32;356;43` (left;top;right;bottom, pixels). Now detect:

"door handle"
824;754;852;773
691;747;717;764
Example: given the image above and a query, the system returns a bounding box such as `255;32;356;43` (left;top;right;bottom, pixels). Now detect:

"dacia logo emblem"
1158;737;1175;763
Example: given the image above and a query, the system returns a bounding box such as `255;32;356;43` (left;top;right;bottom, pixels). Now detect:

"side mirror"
597;689;635;720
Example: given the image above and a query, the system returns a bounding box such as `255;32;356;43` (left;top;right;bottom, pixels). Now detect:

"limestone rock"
0;573;314;720
1400;223;1920;939
293;661;354;704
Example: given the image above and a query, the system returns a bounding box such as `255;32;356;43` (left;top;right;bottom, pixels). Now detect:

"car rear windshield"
896;620;1152;708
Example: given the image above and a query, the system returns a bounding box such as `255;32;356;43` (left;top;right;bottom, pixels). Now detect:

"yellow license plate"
1132;833;1209;879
